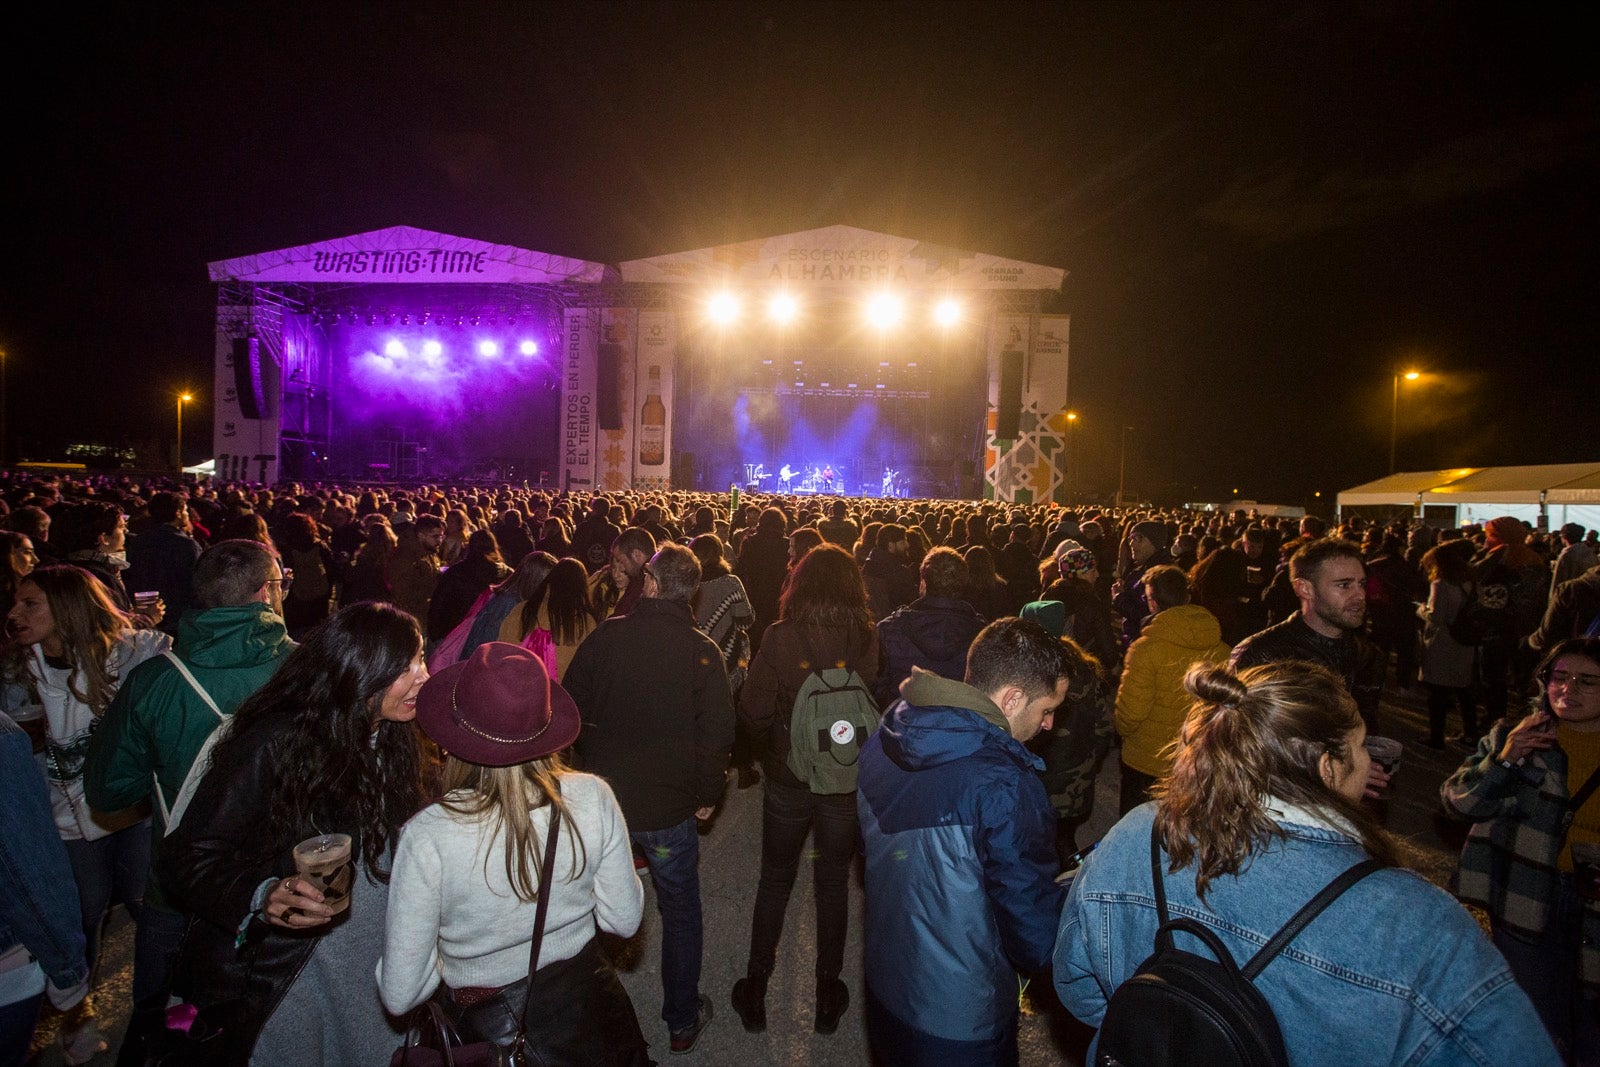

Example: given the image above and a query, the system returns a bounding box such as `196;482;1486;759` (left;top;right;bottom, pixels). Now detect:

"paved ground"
29;687;1473;1066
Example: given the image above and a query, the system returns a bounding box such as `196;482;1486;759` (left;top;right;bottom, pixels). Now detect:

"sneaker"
669;994;713;1055
61;1020;109;1066
730;976;767;1032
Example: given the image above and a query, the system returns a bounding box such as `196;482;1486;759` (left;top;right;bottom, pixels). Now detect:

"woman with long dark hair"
379;642;650;1064
500;556;597;681
3;564;169;1062
731;544;878;1036
1057;660;1552;1064
1419;539;1480;748
0;529;39;620
277;512;335;639
427;528;507;642
343;518;397;603
1443;637;1600;1061
458;550;557;662
160;602;433;1064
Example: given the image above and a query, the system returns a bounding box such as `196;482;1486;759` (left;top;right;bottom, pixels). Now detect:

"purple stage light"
478;340;500;357
421;340;443;358
519;340;538;357
384;339;406;357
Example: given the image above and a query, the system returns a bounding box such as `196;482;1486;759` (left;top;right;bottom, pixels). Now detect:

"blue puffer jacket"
857;670;1063;1065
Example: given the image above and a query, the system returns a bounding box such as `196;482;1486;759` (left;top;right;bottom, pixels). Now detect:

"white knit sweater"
376;772;643;1014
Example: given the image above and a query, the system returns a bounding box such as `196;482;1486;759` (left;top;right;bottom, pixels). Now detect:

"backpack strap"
155;652;225;826
1240;858;1383;980
1151;820;1383;969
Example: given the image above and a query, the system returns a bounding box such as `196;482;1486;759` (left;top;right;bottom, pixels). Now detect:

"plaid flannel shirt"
1441;721;1600;986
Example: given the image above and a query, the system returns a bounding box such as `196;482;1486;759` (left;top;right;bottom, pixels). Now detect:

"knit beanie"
1053;539;1098;579
1484;516;1526;547
1131;520;1169;549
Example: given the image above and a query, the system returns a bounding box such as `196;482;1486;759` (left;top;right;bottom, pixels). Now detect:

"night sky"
7;2;1596;505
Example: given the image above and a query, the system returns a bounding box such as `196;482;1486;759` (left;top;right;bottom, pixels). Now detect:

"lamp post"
1064;410;1079;504
1389;369;1420;475
1116;424;1133;507
176;392;192;472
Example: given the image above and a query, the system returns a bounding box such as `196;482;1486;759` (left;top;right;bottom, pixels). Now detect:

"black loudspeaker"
995;347;1024;440
233;337;267;420
672;451;696;490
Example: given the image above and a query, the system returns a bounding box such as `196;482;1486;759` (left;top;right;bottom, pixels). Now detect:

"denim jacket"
1055;802;1557;1066
0;714;89;995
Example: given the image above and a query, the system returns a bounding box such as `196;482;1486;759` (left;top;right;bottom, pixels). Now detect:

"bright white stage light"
867;293;903;328
934;298;962;327
768;293;798;324
478;340;499;357
708;292;740;325
421;340;443;358
384;339;406;357
519;340;538;356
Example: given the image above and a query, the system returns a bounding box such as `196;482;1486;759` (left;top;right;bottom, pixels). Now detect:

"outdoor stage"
208;225;1072;501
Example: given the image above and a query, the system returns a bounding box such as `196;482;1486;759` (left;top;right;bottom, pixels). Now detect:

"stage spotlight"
708;292;740;325
384;339;406;358
421;340;443;358
934;298;962;327
867;293;903;328
768;293;798;324
519;340;538;357
399;313;410;326
478;340;499;357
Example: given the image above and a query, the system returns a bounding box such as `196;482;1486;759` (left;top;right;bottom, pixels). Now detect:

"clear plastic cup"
293;833;353;915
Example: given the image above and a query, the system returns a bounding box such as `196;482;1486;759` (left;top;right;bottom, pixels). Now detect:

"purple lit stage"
208;225;1070;500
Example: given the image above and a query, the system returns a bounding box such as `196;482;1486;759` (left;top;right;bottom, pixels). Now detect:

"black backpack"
1094;825;1381;1067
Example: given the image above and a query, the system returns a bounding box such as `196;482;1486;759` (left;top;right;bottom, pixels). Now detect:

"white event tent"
1338;463;1600;530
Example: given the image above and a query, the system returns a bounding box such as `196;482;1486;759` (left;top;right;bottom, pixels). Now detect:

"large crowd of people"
3;467;1597;1065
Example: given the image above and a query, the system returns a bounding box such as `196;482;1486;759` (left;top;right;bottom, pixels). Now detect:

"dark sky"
7;2;1596;503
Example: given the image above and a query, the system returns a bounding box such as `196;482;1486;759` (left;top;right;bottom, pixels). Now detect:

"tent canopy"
1339;462;1600;520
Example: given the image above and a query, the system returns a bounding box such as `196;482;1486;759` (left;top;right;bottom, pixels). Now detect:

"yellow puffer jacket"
1114;604;1229;777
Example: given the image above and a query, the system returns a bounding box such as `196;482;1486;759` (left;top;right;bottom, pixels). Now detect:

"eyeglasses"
1548;670;1600;693
266;568;295;591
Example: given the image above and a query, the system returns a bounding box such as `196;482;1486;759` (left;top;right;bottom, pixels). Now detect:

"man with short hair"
817;499;860;548
84;539;295;1058
125;491;203;635
571;495;622;576
863;522;918;620
1553;522;1598;596
874;547;988;705
607;526;658;618
566;542;734;1055
1232;538;1385;728
388;514;445;624
858;618;1069;1065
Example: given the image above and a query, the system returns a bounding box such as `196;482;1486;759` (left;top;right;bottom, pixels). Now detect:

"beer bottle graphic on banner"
638;364;666;466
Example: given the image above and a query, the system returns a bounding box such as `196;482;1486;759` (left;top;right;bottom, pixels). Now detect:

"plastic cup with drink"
293;833;354;916
10;703;48;754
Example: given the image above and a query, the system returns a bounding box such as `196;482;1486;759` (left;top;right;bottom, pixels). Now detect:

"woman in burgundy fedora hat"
379;642;654;1065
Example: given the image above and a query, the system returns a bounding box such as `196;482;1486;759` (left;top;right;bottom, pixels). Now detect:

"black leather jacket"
159;715;364;1061
1230;611;1385;726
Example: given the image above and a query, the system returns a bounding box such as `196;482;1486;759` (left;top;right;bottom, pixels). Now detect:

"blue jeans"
62;820;149;979
747;775;856;982
1494;875;1600;1066
631;817;703;1033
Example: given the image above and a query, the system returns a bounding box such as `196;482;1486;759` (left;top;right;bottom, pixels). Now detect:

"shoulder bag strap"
1149;822;1173;946
1564;766;1600;829
1241;859;1384;980
516;795;563;1040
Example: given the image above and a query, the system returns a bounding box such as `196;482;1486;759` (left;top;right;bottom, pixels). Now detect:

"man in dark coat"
565;542;734;1054
125;491;203;636
874;547;988;706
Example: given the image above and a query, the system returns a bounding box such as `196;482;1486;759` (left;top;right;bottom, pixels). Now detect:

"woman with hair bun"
1055;659;1555;1065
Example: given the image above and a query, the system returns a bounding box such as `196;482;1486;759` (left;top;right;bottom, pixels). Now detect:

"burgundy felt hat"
415;642;581;766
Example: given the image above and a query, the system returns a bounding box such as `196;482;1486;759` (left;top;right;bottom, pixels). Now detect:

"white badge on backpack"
830;720;856;745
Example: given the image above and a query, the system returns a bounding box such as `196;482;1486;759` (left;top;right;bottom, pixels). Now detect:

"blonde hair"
1153;660;1396;901
440;753;587;902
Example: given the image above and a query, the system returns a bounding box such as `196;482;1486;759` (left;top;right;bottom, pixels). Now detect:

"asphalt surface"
29;686;1472;1066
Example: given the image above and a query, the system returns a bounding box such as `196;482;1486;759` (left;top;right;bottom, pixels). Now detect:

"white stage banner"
596;309;637;491
633;310;675;490
561;309;600;492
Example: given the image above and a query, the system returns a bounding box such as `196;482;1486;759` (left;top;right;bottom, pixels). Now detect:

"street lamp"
1389;369;1420;475
1116;424;1133;507
1064;410;1079;504
176;392;192;472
